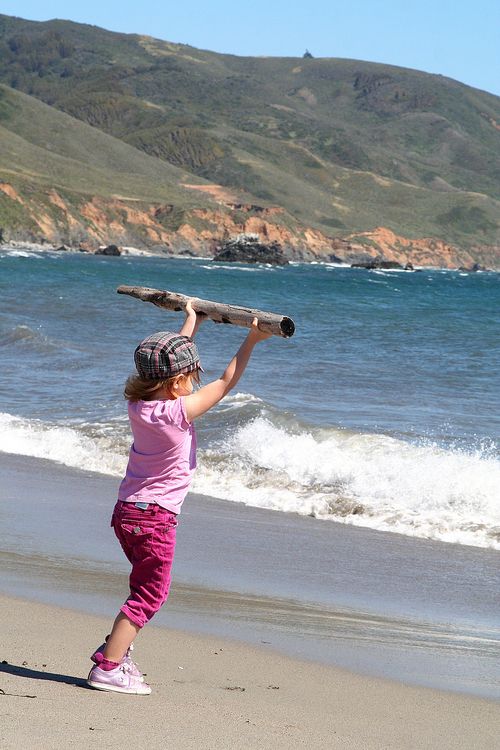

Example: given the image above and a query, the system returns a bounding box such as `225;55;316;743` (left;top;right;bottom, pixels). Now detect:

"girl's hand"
180;299;204;337
186;299;207;322
248;317;273;342
185;299;196;316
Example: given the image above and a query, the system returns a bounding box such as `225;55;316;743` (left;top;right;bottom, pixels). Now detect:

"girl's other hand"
180;298;204;338
186;299;207;323
185;299;196;316
248;317;273;342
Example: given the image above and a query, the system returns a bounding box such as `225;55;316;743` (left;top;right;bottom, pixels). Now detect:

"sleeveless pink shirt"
118;396;196;514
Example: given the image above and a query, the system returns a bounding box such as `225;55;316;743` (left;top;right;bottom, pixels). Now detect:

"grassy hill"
0;84;304;249
0;13;499;257
0;83;221;244
0;85;209;202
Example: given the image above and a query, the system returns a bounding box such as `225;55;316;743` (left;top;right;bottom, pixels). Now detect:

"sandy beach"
1;593;498;750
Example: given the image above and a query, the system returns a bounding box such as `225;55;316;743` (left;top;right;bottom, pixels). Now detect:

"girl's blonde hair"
124;369;201;402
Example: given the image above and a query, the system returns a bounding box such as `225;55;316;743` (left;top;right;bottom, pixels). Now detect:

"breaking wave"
195;418;500;549
1;404;498;550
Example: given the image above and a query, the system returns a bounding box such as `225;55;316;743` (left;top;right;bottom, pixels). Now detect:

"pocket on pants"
150;519;177;562
118;522;155;555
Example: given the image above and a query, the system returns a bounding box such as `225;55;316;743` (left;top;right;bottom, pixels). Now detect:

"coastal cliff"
1;182;497;269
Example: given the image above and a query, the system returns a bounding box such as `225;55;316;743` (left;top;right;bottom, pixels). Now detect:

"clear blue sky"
3;0;499;96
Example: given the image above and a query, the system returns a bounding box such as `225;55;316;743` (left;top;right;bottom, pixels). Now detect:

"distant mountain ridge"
0;14;498;267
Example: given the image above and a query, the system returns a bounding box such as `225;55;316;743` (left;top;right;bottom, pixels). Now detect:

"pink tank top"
118;396;196;514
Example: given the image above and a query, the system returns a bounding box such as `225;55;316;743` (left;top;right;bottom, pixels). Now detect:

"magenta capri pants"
111;501;178;629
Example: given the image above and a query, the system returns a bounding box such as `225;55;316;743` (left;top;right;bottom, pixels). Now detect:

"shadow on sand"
0;661;89;694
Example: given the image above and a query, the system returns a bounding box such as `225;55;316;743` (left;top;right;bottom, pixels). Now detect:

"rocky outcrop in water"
457;263;489;272
351;258;414;270
95;244;121;256
213;234;289;265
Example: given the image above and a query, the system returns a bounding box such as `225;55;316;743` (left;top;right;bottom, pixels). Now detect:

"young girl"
87;301;271;694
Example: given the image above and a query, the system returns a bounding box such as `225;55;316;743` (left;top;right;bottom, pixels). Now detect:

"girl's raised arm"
184;319;271;422
179;299;206;339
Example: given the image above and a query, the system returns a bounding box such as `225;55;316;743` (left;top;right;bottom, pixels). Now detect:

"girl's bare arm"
184;319;271;422
179;299;206;338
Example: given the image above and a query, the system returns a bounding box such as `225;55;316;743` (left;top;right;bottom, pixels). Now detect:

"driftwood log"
117;285;295;338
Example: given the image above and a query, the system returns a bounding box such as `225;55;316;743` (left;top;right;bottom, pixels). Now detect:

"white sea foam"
0;249;44;259
0;243;66;259
214;392;263;413
1;409;499;550
0;412;126;477
120;248;149;257
195;418;500;550
199;264;271;272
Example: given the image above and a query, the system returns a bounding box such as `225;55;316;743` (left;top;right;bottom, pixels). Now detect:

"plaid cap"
134;331;202;379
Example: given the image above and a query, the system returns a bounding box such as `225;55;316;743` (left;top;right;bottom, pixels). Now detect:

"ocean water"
1;247;499;549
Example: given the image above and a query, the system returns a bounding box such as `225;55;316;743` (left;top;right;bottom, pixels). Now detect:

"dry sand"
0;594;498;750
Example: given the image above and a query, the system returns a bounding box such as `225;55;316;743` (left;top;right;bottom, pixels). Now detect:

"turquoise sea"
0;246;499;549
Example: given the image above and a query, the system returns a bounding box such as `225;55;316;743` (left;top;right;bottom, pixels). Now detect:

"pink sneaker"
91;638;144;681
87;662;152;695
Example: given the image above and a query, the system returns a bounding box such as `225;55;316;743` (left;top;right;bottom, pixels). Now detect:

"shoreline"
3;553;499;700
1;451;499;701
3;240;498;272
1;592;498;749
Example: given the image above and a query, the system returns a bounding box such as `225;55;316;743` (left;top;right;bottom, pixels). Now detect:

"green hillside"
0;82;222;242
0;13;499;251
0;84;211;204
0;84;299;247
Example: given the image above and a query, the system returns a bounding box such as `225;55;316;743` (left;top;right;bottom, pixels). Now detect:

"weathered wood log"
117;285;295;338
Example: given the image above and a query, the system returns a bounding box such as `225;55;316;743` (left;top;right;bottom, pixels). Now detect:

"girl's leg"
118;511;177;628
103;612;140;663
103;505;177;662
